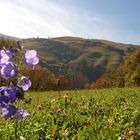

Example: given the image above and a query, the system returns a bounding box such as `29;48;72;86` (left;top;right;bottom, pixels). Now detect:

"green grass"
0;88;140;140
26;88;140;110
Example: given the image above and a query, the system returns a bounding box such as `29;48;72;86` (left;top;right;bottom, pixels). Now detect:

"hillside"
0;33;20;40
22;36;139;82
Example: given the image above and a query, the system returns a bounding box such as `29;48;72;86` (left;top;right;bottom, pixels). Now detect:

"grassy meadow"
0;88;140;140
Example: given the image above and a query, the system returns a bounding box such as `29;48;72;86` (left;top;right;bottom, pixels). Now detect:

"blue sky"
0;0;140;44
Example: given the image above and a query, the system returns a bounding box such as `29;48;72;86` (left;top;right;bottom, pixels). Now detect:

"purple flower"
0;95;9;107
2;105;16;120
0;62;18;79
0;47;14;64
17;76;31;91
22;50;39;69
0;86;7;94
3;88;16;103
17;108;29;119
0;87;9;107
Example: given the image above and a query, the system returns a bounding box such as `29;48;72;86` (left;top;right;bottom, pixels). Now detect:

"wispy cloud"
0;0;139;44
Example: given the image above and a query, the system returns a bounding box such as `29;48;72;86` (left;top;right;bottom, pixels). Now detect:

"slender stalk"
15;100;19;140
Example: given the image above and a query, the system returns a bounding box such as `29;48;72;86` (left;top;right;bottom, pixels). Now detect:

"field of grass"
0;88;140;140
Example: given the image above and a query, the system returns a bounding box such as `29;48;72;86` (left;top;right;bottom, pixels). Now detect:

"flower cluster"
0;43;39;120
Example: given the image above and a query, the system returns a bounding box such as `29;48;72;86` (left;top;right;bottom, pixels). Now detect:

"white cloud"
0;0;139;44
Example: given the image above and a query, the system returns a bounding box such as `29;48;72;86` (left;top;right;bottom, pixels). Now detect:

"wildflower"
17;108;29;119
0;87;17;106
129;130;135;136
62;129;69;137
61;111;67;118
20;136;26;140
0;95;9;107
0;47;14;64
52;128;56;136
56;108;61;112
74;135;78;140
0;62;18;79
138;131;140;136
0;45;39;121
108;123;112;129
123;131;129;139
2;105;16;120
49;111;54;115
37;105;43;110
3;88;16;103
117;136;122;140
17;76;31;91
63;94;68;99
22;50;39;69
24;97;32;104
51;99;56;103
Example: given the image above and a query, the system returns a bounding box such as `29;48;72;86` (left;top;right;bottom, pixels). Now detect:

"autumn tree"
124;48;140;86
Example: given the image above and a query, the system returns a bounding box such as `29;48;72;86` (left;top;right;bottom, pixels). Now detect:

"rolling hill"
0;33;20;40
22;36;139;82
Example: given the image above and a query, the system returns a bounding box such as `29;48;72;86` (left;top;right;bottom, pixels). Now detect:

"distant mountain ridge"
22;36;139;82
0;33;20;40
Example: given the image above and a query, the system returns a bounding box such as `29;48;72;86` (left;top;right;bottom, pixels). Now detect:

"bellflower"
0;87;8;107
0;62;18;79
2;105;16;120
22;50;39;69
17;76;31;91
0;44;39;121
3;88;17;103
0;47;14;64
0;95;9;107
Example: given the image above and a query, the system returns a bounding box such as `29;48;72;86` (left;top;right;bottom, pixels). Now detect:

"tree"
98;49;140;88
124;48;140;86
